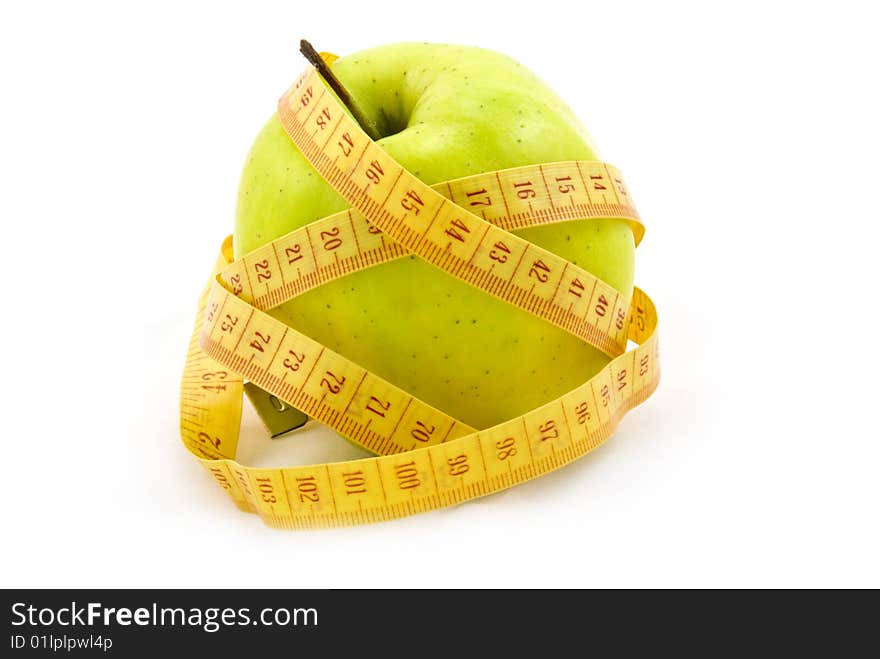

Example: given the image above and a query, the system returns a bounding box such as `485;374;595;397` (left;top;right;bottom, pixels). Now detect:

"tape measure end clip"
243;382;310;438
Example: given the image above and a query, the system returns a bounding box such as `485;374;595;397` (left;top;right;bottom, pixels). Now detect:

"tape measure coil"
179;61;660;528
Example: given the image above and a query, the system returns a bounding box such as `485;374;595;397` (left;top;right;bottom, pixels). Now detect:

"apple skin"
235;43;634;430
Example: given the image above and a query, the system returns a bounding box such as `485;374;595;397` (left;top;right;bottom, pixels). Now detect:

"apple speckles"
239;44;625;430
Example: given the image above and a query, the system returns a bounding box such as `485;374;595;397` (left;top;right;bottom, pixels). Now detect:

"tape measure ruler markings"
221;160;643;315
179;62;660;528
217;155;645;437
184;277;657;527
277;68;631;357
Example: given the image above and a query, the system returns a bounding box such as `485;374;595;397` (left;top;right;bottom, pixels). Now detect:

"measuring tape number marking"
179;63;660;529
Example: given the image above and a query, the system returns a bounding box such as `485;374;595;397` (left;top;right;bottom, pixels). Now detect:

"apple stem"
299;39;383;142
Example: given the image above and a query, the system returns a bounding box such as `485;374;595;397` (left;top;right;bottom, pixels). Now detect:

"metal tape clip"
243;382;310;438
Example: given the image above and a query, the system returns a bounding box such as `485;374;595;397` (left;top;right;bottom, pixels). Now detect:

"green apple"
235;43;635;431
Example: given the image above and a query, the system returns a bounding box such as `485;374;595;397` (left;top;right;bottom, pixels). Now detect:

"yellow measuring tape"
179;63;660;529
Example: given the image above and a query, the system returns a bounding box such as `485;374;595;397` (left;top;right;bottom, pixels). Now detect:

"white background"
1;0;878;588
